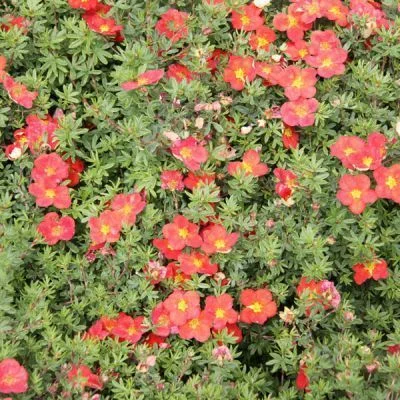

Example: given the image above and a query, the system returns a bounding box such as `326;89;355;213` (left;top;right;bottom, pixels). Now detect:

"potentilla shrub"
0;0;399;398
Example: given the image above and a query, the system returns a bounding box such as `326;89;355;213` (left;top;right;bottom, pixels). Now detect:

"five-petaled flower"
239;288;277;324
89;210;122;244
37;212;75;245
201;224;239;254
227;149;269;178
223;55;256;91
162;215;203;250
170;137;208;171
67;364;103;390
353;259;389;285
155;9;189;43
205;294;238;330
0;358;29;394
336;174;377;214
163;290;201;326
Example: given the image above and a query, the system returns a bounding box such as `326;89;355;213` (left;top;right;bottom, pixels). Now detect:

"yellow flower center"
386;176;397;189
240;15;250;26
350;189;362;199
288;15;298;27
362;157;373;167
45;166;56;176
257;37;269;47
178;299;188;312
189;318;200;329
215;308;225;318
214;239;226;249
298;49;308;58
127;326;137;335
321;57;333;68
52;226;62;236
249;301;263;313
344;147;354;156
101;224;110;235
234;68;245;81
292;76;304;89
295;105;308;117
137;77;148;86
193;258;203;268
100;24;110;33
242;162;253;173
45;189;56;198
180;147;192;159
178;228;189;238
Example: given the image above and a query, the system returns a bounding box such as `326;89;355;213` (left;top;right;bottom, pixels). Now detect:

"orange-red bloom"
274;168;298;200
161;170;184;191
284;40;310;61
29;179;71;209
227;149;269;177
223;55;256;91
0;359;28;394
231;4;264;31
155;9;189;42
121;69;164;91
37;212;75;245
31;153;69;184
88;210;122;244
83;320;109;341
240;288;277;324
151;303;173;337
178;311;213;342
3;75;38;109
201;224;239;254
353;259;388;285
111;313;146;344
153;238;182;260
25;114;60;154
273;5;312;41
205;294;238;330
280;97;319;127
321;0;350;26
68;0;100;10
170;137;208;171
249;26;276;51
306;48;347;78
374;164;400;203
110;193;146;226
163;290;201;326
277;66;317;101
162;215;202;250
67;365;103;390
330;136;366;169
255;62;282;85
0;56;7;83
166;64;194;83
178;251;218;275
296;365;310;391
65;157;85;187
336;174;377;214
83;5;123;36
183;171;216;191
282;124;300;149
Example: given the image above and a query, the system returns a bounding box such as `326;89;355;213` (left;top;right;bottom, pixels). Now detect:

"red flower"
388;344;400;355
284;40;310;61
166;262;190;285
153;238;182;260
294;0;323;23
249;26;276;51
178;251;218;275
277;66;317;101
204;294;238;329
183;171;216;191
37;212;75;245
1;15;30;33
274;168;298;200
296;365;310;390
255;62;282;85
111;313;146;344
306;48;347;78
31;153;69;184
273;5;312;41
166;64;194;83
0;359;28;394
65;157;85;187
155;9;189;42
161;170;184;191
321;0;350;26
83;6;123;36
374;164;400;203
29;180;71;209
353;259;389;285
110;193;146;226
121;69;164;91
330;136;366;169
83;320;109;341
151;303;173;337
67;365;103;390
144;333;169;349
2;75;38;109
231;4;264;31
170;137;208;171
281;97;319;127
207;49;228;73
162;215;202;250
223;55;256;91
163;290;201;326
25;114;60;153
201;224;239;254
68;0;100;10
336;174;377;214
0;56;7;83
5;143;23;161
239;288;277;324
227;149;269;177
282;124;300;149
178;311;213;342
88;210;122;244
307;30;342;55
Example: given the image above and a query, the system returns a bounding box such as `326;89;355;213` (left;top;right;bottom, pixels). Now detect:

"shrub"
0;0;400;399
